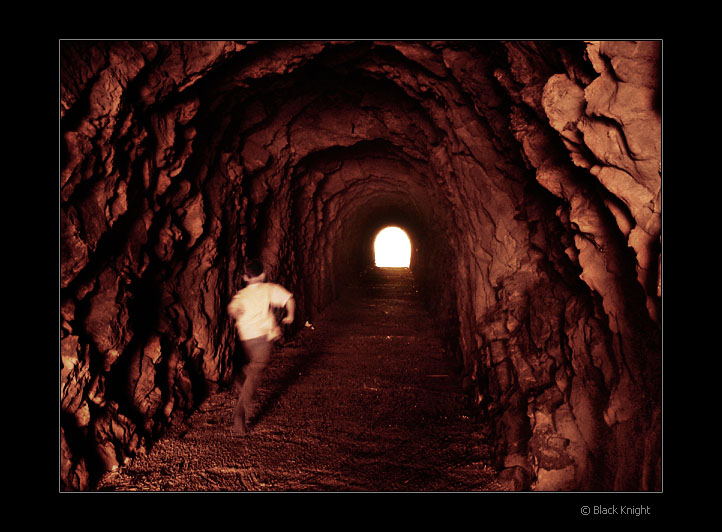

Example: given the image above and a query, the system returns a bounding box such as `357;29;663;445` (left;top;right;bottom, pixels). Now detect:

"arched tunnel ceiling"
60;40;662;492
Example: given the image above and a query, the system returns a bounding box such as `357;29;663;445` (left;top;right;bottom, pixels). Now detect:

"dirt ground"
97;268;504;492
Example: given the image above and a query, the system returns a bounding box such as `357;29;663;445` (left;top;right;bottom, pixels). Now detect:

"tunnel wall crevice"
60;40;661;491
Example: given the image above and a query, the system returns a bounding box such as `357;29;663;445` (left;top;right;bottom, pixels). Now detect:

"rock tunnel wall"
59;40;662;491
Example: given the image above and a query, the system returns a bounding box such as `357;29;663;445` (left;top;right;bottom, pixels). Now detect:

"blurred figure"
227;260;295;435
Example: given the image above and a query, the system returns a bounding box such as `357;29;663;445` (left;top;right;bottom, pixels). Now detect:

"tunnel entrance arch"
374;226;411;267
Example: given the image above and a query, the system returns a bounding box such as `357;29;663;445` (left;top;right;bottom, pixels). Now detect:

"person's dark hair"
244;259;264;278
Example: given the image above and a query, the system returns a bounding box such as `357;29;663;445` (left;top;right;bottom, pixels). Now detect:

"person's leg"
241;338;272;416
231;345;248;434
232;393;247;435
233;336;271;435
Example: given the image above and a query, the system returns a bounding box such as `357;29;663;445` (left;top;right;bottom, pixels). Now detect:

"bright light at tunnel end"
374;226;411;268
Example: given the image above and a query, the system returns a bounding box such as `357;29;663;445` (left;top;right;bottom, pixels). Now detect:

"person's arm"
281;297;295;325
228;296;243;321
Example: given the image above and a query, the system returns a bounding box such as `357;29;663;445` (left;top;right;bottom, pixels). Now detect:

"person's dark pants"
233;336;272;434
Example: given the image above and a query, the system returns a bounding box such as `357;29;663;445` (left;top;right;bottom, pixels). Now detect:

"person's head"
243;259;266;283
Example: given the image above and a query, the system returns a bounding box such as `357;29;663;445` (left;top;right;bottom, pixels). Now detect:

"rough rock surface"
60;40;662;491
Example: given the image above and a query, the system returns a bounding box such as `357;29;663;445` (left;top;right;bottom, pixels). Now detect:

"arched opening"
374;226;411;267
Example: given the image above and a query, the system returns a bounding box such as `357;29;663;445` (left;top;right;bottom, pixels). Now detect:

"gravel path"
97;268;503;492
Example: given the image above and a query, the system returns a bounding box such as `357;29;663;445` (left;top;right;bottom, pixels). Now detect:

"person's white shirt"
228;282;292;341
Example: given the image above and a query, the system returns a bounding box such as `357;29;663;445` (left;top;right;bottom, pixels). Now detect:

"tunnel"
59;40;662;492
